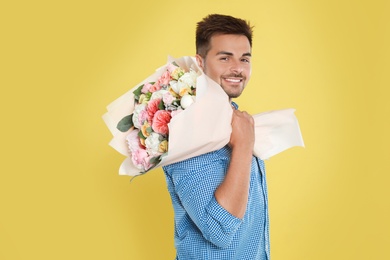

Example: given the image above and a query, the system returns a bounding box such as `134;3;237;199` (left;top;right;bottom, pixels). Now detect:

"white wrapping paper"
102;56;304;176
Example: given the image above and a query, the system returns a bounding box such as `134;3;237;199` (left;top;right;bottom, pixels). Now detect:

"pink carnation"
138;109;148;126
159;70;171;86
152;110;171;135
146;98;162;123
149;82;162;93
126;130;142;152
149;71;171;93
126;130;151;171
131;148;152;171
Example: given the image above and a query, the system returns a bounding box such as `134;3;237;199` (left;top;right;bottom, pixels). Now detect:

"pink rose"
152;110;171;135
146;98;162;123
162;92;174;105
142;82;153;93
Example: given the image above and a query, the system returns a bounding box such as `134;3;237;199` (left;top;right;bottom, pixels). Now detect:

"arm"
214;109;255;219
164;149;243;248
163;110;254;247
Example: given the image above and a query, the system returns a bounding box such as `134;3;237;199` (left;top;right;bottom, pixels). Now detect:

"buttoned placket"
256;157;271;259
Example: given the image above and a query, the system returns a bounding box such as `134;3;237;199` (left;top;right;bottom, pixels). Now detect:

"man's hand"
229;109;255;153
215;109;255;219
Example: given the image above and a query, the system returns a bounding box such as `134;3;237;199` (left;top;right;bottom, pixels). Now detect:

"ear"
195;54;204;70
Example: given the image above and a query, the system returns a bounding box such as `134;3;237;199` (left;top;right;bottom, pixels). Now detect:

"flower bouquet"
103;56;304;176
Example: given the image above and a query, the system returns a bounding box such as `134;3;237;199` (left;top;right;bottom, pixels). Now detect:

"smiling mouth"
223;77;243;83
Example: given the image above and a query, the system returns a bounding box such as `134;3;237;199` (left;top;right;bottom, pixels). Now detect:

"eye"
220;56;229;61
241;58;250;63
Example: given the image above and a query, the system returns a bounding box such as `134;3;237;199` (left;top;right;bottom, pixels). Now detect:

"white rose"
169;80;179;94
150;89;168;100
181;94;196;109
176;81;187;95
180;71;197;87
145;132;162;156
178;73;194;89
170;70;197;95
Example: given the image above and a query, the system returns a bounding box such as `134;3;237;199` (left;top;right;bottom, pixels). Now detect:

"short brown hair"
196;14;254;57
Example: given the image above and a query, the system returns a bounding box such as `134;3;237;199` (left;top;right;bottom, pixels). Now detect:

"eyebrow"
216;51;252;57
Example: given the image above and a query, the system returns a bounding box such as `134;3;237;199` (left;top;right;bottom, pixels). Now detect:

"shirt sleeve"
163;150;243;248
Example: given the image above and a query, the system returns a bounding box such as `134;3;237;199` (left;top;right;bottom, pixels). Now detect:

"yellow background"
1;0;389;259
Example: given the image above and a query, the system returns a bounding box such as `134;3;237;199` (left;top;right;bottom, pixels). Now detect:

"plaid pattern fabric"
163;145;270;260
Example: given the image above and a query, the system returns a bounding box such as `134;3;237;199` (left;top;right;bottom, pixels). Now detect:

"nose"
230;59;243;74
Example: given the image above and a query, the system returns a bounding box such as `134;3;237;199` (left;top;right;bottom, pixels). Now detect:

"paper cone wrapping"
253;109;305;159
103;56;304;176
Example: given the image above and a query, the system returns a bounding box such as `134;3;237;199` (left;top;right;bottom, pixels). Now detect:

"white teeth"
225;78;241;83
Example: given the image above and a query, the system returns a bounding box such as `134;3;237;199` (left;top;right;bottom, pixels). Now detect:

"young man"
163;14;270;260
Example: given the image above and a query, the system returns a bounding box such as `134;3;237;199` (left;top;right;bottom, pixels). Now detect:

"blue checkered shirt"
163;145;271;260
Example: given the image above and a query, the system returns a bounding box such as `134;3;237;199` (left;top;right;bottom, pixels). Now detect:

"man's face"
196;34;252;99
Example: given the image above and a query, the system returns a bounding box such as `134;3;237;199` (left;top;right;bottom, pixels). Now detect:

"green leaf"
150;156;161;165
133;84;144;101
158;99;165;110
173;99;181;107
117;114;133;132
138;130;146;139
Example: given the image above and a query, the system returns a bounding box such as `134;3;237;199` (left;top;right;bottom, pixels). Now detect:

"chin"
221;84;245;98
227;91;243;98
227;89;244;98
